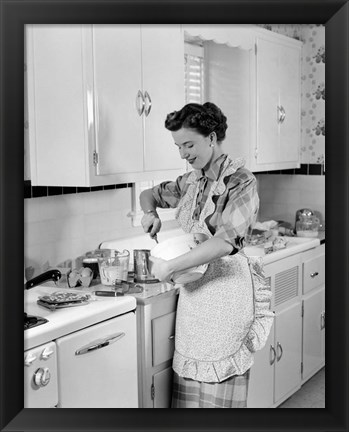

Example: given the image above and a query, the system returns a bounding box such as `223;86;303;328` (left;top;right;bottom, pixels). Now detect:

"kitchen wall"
24;24;325;277
24;186;179;278
256;174;325;226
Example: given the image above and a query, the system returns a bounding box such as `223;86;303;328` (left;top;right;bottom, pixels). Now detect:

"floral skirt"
171;369;250;408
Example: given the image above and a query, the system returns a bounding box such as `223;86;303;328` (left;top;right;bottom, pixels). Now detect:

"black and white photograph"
1;1;348;431
23;23;325;410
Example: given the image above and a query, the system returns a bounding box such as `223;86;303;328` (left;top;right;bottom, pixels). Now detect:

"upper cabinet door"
141;25;186;173
278;43;301;163
27;25;90;186
256;36;301;168
92;25;144;176
256;38;280;164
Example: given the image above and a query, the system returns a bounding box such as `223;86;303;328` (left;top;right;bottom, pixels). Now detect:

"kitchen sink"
243;236;321;264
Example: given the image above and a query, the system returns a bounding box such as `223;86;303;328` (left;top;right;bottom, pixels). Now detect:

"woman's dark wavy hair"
165;102;228;142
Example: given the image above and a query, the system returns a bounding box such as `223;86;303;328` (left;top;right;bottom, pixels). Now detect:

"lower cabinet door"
247;323;274;408
274;302;302;404
152;311;176;366
302;287;325;381
153;366;174;408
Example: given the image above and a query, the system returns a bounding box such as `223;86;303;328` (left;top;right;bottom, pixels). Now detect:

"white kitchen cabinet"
301;244;325;383
248;253;302;408
302;287;325;382
136;290;178;408
183;25;302;172
274;301;302;403
153;366;174;408
255;34;301;169
247;322;275;408
247;243;325;408
26;24;186;187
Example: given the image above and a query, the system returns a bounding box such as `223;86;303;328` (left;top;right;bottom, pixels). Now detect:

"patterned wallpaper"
259;24;325;165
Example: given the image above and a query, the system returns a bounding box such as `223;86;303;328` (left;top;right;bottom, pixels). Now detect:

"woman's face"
171;128;214;171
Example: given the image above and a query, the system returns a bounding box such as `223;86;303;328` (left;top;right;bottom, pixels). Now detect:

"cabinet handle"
310;271;319;278
136;90;145;116
276;342;283;361
144;91;152;117
277;106;286;123
168;335;175;341
270;345;276;365
320;311;325;330
281;106;286;123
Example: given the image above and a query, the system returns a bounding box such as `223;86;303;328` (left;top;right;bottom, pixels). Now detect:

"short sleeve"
151;174;187;209
214;171;259;251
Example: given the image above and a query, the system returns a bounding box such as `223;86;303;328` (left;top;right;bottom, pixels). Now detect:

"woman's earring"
210;134;215;147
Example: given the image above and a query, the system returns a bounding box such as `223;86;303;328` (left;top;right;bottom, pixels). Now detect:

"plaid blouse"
152;154;259;252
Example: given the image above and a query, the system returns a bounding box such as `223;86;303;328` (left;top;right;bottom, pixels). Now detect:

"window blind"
184;44;204;104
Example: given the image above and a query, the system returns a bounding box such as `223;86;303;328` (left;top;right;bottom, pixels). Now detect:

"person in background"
140;102;274;408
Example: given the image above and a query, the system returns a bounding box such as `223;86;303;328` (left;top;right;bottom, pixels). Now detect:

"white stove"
24;285;138;408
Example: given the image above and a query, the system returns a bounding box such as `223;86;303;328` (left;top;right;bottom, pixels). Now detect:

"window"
184;43;204;103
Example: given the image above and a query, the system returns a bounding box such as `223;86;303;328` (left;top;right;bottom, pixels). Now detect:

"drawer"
151;311;176;366
303;250;325;294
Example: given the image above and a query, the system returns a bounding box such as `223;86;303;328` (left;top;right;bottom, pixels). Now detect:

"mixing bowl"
151;233;209;284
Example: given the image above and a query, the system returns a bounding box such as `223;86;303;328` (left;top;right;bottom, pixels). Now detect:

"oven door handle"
75;332;125;356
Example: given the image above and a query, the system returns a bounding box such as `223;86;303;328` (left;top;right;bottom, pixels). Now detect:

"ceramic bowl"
151;233;209;284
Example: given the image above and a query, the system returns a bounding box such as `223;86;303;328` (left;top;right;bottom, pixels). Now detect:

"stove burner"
24;313;48;330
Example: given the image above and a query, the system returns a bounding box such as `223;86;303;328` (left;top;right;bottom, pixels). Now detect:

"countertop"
24;285;136;350
25;233;325;350
244;235;322;265
318;231;325;244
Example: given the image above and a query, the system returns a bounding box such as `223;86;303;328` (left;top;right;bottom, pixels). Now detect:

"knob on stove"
33;367;51;387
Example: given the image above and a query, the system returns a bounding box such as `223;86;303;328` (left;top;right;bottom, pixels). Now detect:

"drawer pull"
168;335;175;340
310;271;319;278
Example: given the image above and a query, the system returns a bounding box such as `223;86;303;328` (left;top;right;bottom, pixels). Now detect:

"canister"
133;249;159;283
82;257;99;279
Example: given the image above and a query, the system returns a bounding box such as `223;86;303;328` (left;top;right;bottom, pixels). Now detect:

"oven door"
56;311;138;408
24;341;58;408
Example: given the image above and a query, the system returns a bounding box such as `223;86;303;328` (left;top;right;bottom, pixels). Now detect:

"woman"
140;102;274;408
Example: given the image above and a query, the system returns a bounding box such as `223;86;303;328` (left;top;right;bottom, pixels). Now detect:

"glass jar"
296;215;320;237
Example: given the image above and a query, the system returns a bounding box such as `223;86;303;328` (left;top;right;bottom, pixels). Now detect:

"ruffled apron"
172;157;274;383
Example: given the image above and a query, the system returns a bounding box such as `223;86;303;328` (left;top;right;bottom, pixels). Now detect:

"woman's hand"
141;211;162;239
149;256;174;284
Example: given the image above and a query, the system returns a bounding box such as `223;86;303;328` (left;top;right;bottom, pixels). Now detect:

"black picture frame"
1;1;348;431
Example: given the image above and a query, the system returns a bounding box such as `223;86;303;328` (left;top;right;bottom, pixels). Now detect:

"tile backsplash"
256;173;325;228
24;187;179;278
